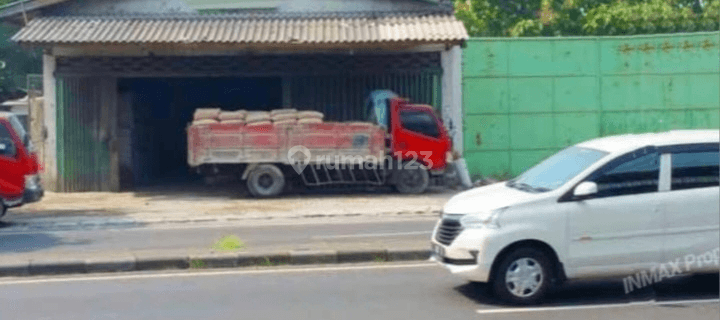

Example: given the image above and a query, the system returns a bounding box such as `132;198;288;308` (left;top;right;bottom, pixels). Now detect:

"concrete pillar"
42;54;57;191
441;45;463;155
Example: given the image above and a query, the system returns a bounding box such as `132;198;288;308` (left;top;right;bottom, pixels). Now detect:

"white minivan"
431;130;720;304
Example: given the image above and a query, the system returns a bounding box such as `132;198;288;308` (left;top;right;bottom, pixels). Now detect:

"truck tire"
393;163;429;194
247;164;286;198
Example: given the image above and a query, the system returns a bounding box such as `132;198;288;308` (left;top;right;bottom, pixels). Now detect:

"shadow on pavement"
0;233;64;253
7;209;128;220
455;274;719;307
132;179;458;201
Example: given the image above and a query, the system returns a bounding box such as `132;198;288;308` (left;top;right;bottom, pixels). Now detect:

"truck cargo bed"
188;122;386;167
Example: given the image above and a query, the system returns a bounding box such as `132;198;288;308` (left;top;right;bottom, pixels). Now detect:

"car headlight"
25;174;40;189
460;211;500;229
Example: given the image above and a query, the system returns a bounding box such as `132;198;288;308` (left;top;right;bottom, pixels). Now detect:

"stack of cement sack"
192;108;325;127
218;110;247;125
265;109;325;126
244;111;272;126
192;108;221;125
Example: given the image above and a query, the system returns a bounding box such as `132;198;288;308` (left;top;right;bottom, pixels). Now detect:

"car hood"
443;182;546;215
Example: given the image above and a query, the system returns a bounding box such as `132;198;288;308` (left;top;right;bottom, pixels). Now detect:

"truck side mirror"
573;181;598;198
0;138;16;158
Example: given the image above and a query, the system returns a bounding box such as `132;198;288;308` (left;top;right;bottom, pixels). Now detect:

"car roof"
577;129;720;154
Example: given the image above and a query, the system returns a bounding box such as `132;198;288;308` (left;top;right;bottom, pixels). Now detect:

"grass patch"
190;259;206;269
212;235;246;252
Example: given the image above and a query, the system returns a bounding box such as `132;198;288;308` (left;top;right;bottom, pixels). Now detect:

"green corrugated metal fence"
56;77;113;192
463;31;720;179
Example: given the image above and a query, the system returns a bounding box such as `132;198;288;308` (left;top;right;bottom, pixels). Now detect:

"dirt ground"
12;184;460;221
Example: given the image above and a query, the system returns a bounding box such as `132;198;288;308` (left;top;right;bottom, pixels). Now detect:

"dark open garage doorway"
117;77;282;190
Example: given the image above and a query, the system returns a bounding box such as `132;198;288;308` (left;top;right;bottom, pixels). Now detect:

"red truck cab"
0;112;43;218
389;98;452;170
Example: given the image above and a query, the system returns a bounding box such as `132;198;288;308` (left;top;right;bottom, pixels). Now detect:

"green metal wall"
56;77;116;192
463;31;720;178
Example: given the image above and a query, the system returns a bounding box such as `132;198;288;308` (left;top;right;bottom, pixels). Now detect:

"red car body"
0;112;43;217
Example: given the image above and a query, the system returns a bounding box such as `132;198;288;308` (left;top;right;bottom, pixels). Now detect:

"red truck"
0;112;43;218
187;91;461;197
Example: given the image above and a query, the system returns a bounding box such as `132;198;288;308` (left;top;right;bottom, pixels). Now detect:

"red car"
0;112;43;218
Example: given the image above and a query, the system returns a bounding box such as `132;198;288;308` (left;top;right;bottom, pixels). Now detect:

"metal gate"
56;77;117;192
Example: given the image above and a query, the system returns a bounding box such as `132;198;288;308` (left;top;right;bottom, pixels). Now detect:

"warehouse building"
0;0;467;191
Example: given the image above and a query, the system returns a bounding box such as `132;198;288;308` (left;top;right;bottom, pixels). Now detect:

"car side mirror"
0;138;16;158
573;181;598;198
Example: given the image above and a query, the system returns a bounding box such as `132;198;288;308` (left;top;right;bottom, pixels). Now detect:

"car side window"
671;150;720;190
0;122;16;158
586;148;660;198
399;110;440;138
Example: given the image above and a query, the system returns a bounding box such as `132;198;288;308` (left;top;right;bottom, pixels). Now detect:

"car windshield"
507;146;609;192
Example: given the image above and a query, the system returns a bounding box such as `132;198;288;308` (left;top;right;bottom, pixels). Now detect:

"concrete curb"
0;248;432;278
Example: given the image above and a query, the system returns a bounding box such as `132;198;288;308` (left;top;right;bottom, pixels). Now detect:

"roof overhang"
12;13;469;51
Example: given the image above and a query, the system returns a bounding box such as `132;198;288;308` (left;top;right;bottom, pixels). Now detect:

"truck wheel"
246;164;286;198
492;247;552;305
393;163;429;194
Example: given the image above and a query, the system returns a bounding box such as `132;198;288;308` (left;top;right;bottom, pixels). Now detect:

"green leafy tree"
454;0;719;37
0;22;41;101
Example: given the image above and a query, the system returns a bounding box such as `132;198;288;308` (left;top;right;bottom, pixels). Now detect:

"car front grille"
435;217;463;245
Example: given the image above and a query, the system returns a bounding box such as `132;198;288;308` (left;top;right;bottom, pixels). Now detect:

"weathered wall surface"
463;31;720;178
45;0;194;15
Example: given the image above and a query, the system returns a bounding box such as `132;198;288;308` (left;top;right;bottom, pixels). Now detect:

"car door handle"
579;235;593;241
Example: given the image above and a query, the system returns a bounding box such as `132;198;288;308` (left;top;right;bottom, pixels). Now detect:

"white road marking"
312;231;432;239
476;299;720;314
0;262;436;286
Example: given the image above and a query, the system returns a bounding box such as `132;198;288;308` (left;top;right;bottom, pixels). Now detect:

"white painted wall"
46;0;194;15
441;45;462;156
279;0;438;12
42;53;57;191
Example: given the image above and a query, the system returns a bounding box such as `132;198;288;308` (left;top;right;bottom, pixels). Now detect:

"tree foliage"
0;23;41;101
454;0;720;37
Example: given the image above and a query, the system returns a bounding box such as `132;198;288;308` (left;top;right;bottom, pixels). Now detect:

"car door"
658;144;720;273
391;106;450;169
562;146;664;277
0;120;24;201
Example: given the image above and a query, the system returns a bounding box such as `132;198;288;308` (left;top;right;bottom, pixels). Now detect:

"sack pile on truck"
192;108;221;125
245;111;271;126
191;107;326;127
218;110;247;125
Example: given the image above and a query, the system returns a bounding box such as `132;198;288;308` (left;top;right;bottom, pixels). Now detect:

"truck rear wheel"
246;164;286;198
393;163;429;194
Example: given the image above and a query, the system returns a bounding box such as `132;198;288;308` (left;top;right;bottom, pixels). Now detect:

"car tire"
393;162;430;194
246;164;286;198
492;247;553;305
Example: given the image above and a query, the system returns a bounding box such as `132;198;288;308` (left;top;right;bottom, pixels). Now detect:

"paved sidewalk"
11;187;457;222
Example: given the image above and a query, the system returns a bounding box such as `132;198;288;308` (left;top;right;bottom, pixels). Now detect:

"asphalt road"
0;263;717;320
0;218;438;256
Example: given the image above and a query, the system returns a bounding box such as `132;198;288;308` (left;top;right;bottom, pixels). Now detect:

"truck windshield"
8;115;29;148
507;146;609;192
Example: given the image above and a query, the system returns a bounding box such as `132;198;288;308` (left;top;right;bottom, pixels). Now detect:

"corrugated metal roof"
12;14;467;45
